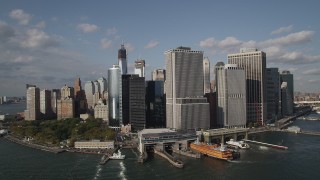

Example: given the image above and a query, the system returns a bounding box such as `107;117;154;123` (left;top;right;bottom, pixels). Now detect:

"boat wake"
119;161;127;180
228;160;255;164
259;146;269;150
93;164;102;180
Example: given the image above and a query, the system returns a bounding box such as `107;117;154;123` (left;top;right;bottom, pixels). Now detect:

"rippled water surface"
1;119;320;180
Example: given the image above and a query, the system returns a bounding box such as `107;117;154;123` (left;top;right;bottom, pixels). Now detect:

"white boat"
226;139;250;149
109;150;125;160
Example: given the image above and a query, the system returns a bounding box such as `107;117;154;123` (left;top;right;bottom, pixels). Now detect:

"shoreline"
3;135;65;154
2;134;125;156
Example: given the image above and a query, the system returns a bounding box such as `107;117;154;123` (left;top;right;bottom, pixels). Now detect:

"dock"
154;149;184;168
243;139;288;150
172;149;201;159
99;154;110;165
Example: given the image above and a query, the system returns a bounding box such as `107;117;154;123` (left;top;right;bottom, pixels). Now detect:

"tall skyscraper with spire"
118;44;127;75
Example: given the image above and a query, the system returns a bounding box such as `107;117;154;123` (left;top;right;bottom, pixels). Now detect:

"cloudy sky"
1;0;320;96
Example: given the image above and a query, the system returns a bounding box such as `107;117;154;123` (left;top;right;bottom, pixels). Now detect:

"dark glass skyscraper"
121;74;146;131
146;81;166;128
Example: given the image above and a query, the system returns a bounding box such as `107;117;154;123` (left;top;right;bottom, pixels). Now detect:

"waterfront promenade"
4;135;65;153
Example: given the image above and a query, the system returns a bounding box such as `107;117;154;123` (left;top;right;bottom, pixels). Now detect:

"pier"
243;139;288;150
99;154;110;165
172;148;201;159
154;149;184;168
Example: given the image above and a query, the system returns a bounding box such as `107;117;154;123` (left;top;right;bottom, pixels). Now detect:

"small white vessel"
109;150;125;160
226;139;250;149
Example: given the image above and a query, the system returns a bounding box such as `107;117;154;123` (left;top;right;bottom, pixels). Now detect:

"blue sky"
1;0;320;96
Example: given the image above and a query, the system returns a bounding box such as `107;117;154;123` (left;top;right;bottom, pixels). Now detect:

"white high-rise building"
165;46;210;130
24;85;40;121
134;59;145;77
215;62;246;128
94;99;109;122
203;57;210;94
85;81;95;109
97;77;107;98
152;69;166;81
40;89;52;118
228;48;266;125
108;65;122;126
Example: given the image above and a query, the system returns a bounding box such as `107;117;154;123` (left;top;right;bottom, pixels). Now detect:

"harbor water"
1;114;320;179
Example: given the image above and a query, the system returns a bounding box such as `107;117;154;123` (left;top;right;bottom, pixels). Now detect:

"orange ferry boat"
190;139;234;161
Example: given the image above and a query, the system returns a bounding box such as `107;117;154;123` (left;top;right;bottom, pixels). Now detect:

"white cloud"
9;9;32;25
200;37;215;48
144;40;159;49
12;55;34;63
124;43;135;52
77;23;100;33
261;31;314;47
271;25;293;35
20;29;59;48
106;27;117;35
200;37;242;49
219;37;241;47
35;21;46;29
302;69;320;75
100;38;112;49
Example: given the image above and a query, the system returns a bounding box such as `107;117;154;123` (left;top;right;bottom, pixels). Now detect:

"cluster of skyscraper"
24;45;294;131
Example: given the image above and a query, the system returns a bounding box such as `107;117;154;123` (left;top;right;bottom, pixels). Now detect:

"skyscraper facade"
94;99;108;122
281;82;294;116
24;85;40;121
40;89;52;119
203;57;210;94
97;77;107;98
51;89;61;118
266;68;281;122
128;76;146;131
57;97;74;120
152;69;166;81
61;85;74;99
165;46;210;130
108;65;122;126
74;77;82;100
134;59;145;78
118;44;127;75
85;81;95;109
215;62;246;128
280;70;294;114
146;81;166;128
228;48;266;125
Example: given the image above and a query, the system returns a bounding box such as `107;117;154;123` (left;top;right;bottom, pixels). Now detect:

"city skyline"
1;0;320;96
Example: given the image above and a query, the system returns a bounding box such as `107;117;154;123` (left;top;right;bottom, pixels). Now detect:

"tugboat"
109;150;125;160
226;139;250;149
